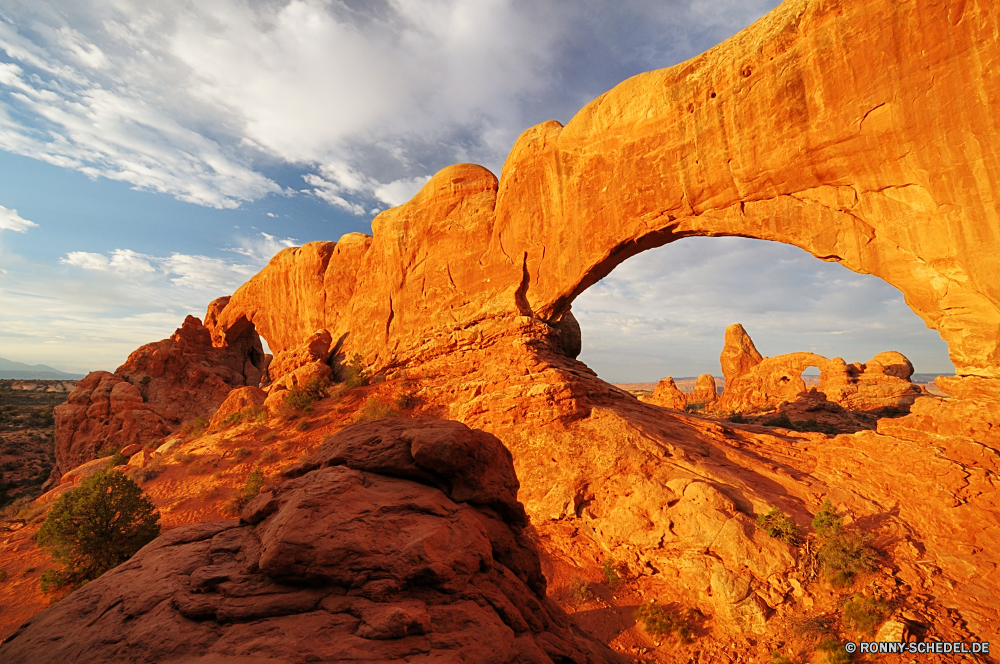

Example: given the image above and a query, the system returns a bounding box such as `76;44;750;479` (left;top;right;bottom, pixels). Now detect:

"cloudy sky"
0;0;952;380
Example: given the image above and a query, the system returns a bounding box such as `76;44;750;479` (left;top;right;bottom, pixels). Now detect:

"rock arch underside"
16;0;1000;658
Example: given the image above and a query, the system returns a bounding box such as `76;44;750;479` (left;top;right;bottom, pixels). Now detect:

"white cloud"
0;205;37;232
0;0;783;214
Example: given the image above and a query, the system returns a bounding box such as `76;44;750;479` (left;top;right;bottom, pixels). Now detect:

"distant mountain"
0;357;85;380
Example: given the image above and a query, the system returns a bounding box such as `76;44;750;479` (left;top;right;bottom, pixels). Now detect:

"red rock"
689;374;719;405
208;386;267;429
720;323;763;383
0;420;622;664
649;377;686;409
52;315;266;480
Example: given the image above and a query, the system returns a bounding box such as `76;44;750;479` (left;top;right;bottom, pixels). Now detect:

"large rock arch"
210;0;999;382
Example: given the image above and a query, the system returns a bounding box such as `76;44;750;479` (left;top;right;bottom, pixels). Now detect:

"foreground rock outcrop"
1;419;621;664
51;316;266;479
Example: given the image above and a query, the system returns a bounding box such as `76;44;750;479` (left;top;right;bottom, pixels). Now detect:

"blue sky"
0;0;952;380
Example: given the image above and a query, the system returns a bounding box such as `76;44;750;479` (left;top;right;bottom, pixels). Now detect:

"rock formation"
0;420;622;664
720;324;763;384
689;374;719;405
649;377;687;409
713;326;922;414
52;315;265;479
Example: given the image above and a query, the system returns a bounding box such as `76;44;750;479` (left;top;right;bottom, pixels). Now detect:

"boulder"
649;377;687;410
0;420;623;664
720;323;764;383
209;386;267;430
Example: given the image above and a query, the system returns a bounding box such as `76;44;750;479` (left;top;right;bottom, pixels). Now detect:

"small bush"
259;449;278;463
36;469;160;592
601;560;624;589
231;447;252;462
174;452;197;464
818;531;879;587
357;398;400;422
261;430;277;443
181;416;209;439
569;576;590;602
816;637;851;664
0;569;7;582
343;353;368;389
143;439;162;451
771;652;800;664
127;465;161;484
634;600;698;643
284;376;331;413
842;594;892;635
295;417;310;432
756;507;799;544
727;411;749;424
812;500;843;538
812;500;878;587
762;412;794;429
96;446;120;459
109;450;128;467
222;468;266;517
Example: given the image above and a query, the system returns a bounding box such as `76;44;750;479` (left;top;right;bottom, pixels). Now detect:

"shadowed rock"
0;419;622;664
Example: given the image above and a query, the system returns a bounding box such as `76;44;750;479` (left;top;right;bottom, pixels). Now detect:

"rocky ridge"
0;419;622;664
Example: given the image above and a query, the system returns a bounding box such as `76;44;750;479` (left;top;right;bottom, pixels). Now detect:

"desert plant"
569;576;590;602
173;451;197;464
343;353;368;388
109;450;128;466
295;417;310;432
770;652;800;664
231;447;252;462
36;469;160;592
756;507;799;544
0;569;7;582
357;397;400;422
95;446;120;459
727;411;749;424
143;438;162;451
601;560;625;589
222;467;266;516
259;449;278;463
127;464;161;484
816;637;851;664
763;412;794;429
842;594;892;635
812;500;843;537
181;416;209;439
812;500;878;587
634;600;698;643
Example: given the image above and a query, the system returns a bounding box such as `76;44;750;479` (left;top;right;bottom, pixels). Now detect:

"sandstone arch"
207;0;999;383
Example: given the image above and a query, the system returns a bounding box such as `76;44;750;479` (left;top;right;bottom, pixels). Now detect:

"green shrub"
817;637;851;664
812;500;878;587
127;464;161;484
634;600;698;643
727;411;749;424
0;569;7;582
343;353;368;389
109;450;128;467
357;397;400;422
96;446;120;459
223;404;269;428
842;594;892;635
601;560;624;589
181;416;209;439
756;507;799;544
222;468;266;516
231;447;252;462
812;500;843;538
259;449;278;463
569;576;590;602
762;412;794;428
36;469;160;592
770;652;800;664
173;451;196;464
281;376;331;417
295;417;310;432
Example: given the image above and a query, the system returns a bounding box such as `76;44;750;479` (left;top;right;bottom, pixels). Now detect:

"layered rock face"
1;420;621;664
52;316;265;478
713;326;922;414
